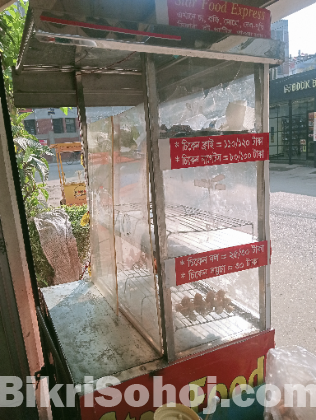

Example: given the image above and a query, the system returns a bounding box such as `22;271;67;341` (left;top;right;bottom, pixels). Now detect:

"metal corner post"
289;99;293;165
263;63;271;330
141;53;176;362
255;63;271;330
75;72;89;185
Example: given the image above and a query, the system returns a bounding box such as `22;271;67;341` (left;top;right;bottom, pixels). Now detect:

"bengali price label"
173;241;268;286
156;0;271;38
158;133;269;170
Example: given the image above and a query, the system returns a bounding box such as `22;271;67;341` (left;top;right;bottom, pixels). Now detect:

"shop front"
269;69;316;165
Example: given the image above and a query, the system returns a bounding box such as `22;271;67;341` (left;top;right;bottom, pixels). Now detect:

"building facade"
269;69;316;164
289;54;316;76
270;20;290;80
23;108;80;161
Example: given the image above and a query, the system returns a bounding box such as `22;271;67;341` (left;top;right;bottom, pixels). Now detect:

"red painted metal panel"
40;15;182;41
167;133;269;170
80;330;275;420
174;240;268;286
166;0;271;38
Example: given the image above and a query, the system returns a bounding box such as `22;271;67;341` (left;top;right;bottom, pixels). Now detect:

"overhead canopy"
13;0;284;108
0;0;14;12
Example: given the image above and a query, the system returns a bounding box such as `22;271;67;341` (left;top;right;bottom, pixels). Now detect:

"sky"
285;3;316;57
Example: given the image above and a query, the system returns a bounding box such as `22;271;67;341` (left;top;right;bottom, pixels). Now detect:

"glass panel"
269;145;278;157
276;131;283;157
162;164;258;259
162;164;260;354
269;119;277;157
65;118;77;133
88;105;162;354
156;58;263;355
52;118;64;133
269;106;278;119
87;112;118;309
171;270;260;354
24;119;37;135
157;60;256;136
292;114;306;161
278;103;289;118
269;104;290;160
308;112;316;161
308;140;314;160
112;104;162;352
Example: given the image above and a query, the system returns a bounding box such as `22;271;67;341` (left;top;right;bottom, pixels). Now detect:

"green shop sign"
284;78;316;94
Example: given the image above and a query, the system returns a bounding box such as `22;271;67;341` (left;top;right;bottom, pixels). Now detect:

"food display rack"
12;1;284;419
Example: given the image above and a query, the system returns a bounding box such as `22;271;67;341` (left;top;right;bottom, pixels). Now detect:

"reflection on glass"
157;60;256;137
112;105;161;352
87;114;117;308
163;163;258;260
87;106;162;353
156;58;262;355
171;269;260;354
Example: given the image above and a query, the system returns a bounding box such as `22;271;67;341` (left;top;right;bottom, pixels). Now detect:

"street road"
45;162;84;206
47;162;84;183
270;163;316;353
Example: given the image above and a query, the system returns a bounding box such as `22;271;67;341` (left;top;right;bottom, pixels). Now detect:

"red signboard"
162;0;271;38
40;15;182;41
80;330;275;420
173;241;268;286
158;133;269;171
19;108;33;113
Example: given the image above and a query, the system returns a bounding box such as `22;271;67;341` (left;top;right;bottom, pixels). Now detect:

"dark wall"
270;69;316;104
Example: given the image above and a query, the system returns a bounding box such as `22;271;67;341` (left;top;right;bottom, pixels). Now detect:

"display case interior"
84;57;268;363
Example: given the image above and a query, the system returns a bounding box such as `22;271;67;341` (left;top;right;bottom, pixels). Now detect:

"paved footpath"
270;163;316;352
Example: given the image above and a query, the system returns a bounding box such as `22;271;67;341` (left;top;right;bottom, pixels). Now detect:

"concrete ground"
270;162;316;353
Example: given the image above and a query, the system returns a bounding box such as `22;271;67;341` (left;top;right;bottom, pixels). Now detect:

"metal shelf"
171;280;258;332
117;264;259;352
113;203;258;353
164;204;253;237
113;203;254;237
171;280;259;353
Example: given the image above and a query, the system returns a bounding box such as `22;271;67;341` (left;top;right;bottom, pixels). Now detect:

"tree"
14;133;53;218
0;0;28;112
0;2;89;286
0;1;52;218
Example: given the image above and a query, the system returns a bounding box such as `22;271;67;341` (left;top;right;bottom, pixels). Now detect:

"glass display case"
12;2;283;415
86;57;271;364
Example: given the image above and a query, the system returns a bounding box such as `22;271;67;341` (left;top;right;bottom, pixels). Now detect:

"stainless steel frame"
263;63;271;330
67;53;273;364
75;72;89;183
142;53;176;361
12;0;278;368
141;54;272;362
34;31;283;66
255;63;271;330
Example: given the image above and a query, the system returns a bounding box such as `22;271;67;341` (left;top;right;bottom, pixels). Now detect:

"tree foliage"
0;2;90;286
0;1;52;219
0;0;28;110
14;135;53;218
